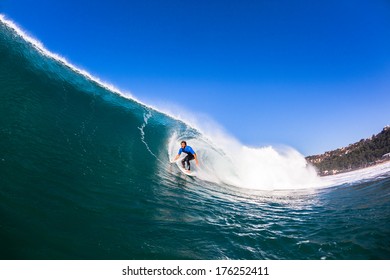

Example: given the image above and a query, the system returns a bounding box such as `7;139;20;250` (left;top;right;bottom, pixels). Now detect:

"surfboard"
170;160;197;177
177;164;197;177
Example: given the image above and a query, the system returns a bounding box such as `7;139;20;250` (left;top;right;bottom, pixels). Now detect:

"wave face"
1;17;390;259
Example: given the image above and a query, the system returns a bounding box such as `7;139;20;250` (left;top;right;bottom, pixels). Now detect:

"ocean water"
1;16;390;260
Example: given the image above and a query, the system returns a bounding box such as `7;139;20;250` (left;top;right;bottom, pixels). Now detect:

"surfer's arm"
194;153;199;166
172;148;183;162
173;154;180;162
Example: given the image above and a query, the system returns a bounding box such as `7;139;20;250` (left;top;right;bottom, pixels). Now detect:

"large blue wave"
1;15;390;260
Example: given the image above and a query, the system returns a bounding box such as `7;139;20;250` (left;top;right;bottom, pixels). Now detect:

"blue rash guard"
178;146;196;155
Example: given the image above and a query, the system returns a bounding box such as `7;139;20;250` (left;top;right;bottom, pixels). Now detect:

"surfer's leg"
187;154;194;170
181;157;186;168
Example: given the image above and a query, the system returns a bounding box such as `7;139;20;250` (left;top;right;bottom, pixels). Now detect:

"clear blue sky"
2;0;390;155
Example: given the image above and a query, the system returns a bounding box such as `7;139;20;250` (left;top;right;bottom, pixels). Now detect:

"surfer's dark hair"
181;141;187;146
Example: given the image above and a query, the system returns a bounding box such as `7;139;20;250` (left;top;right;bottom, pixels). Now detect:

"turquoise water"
1;18;390;260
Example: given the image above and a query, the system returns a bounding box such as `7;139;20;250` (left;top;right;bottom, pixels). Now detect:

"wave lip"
0;14;147;108
0;14;202;127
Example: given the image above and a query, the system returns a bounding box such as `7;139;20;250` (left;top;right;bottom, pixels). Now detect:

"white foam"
320;161;390;187
167;124;322;190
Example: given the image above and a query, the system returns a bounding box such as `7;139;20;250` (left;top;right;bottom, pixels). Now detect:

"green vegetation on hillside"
306;126;390;176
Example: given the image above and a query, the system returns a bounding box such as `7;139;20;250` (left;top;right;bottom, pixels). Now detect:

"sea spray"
167;125;320;190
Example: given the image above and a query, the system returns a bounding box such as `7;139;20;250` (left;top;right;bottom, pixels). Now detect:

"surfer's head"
181;141;187;148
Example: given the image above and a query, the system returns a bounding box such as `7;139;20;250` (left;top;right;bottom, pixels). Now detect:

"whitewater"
1;15;390;259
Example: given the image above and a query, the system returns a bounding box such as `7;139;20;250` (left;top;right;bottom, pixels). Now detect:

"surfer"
173;141;199;171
